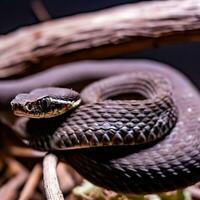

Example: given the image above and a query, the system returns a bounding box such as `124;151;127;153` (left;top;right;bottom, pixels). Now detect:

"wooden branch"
57;163;76;194
0;171;28;200
19;164;42;200
0;158;28;200
9;146;45;158
31;0;51;22
43;154;64;200
0;0;200;78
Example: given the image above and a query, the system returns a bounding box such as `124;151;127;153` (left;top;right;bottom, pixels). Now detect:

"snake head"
11;87;81;118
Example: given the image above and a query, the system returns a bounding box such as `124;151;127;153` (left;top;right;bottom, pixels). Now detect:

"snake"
2;60;200;194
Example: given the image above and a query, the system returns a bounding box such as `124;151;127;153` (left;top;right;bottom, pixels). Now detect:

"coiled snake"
3;60;200;194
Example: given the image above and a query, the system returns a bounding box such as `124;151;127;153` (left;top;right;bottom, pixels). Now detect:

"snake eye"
40;98;50;110
26;103;33;111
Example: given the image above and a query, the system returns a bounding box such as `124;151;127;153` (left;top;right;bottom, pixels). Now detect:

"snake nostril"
12;103;19;111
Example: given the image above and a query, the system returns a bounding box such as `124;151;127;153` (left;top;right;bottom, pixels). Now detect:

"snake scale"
2;60;200;194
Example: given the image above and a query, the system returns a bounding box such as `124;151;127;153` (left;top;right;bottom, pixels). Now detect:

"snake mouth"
11;103;27;117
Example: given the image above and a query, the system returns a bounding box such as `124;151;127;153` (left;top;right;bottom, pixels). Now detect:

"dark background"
0;0;199;87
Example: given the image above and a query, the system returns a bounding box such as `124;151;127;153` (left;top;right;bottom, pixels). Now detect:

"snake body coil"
18;72;177;151
5;60;200;194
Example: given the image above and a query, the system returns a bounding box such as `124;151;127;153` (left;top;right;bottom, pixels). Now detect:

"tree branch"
19;164;42;200
0;0;200;78
43;154;64;200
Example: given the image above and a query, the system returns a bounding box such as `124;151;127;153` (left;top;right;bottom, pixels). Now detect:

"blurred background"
0;0;199;87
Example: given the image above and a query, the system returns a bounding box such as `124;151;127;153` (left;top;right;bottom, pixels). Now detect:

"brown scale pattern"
14;62;200;194
27;73;179;151
28;95;177;151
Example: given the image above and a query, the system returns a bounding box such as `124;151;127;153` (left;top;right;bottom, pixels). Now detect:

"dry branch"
0;171;28;200
9;146;45;158
19;164;42;200
43;154;64;200
57;163;76;194
0;158;28;200
0;0;200;78
31;0;51;22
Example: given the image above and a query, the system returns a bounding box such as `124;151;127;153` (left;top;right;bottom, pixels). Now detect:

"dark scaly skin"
16;72;177;151
6;60;200;194
63;62;200;194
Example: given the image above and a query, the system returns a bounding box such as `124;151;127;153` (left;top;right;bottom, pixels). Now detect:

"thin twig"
0;157;28;200
57;163;76;194
187;185;200;199
5;156;27;175
19;163;42;200
43;153;64;200
31;0;51;22
0;171;28;200
9;146;45;158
